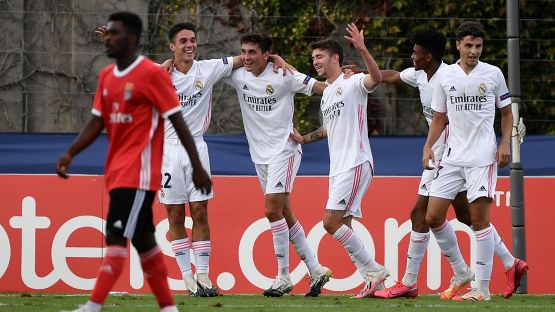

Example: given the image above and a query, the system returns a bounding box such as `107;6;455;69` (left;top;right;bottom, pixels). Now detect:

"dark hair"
168;22;196;42
309;39;344;66
411;30;446;61
108;11;143;40
456;21;486;40
240;33;272;53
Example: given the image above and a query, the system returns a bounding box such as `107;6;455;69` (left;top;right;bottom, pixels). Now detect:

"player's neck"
115;53;139;71
458;60;478;75
174;58;194;74
325;70;342;85
425;60;442;81
251;62;268;77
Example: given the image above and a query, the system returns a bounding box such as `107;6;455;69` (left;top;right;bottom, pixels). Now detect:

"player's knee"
166;206;185;226
191;207;208;225
322;217;340;235
131;232;156;253
425;213;444;229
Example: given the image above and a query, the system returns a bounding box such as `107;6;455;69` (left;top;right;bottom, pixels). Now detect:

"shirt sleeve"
430;74;447;113
495;68;511;108
399;67;418;88
288;70;316;95
145;66;181;119
203;57;235;83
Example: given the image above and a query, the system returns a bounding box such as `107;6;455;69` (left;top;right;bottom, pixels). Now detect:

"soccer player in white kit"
372;29;526;299
157;23;292;297
423;21;521;301
225;33;332;297
295;23;389;298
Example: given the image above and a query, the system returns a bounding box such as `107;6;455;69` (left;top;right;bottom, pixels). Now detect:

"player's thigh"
265;151;301;194
418;168;435;196
159;143;188;204
107;188;155;240
464;164;497;203
326;161;372;219
187;142;214;202
429;164;465;201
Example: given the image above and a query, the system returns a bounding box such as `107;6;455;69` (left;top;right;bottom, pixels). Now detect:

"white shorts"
255;150;301;194
429;163;497;203
158;138;213;204
326;161;373;218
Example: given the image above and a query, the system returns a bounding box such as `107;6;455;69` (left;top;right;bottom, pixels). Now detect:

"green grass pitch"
1;293;555;312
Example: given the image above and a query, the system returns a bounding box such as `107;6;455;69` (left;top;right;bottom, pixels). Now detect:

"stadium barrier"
0;175;553;294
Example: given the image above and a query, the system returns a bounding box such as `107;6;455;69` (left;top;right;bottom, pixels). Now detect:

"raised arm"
56;115;105;178
344;23;382;90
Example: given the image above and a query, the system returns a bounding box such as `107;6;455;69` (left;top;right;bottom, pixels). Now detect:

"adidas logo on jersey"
449;86;456;91
275;182;283;188
479;186;487;191
420;184;427;190
338;199;347;205
242;84;249;90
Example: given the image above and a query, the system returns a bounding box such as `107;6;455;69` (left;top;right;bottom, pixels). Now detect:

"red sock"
140;246;175;309
90;246;127;305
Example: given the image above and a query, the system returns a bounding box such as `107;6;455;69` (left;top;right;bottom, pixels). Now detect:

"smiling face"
241;41;270;76
411;44;432;71
169;29;197;63
456;35;483;70
311;48;338;79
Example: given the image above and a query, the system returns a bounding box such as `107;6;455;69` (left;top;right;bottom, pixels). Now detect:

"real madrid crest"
195;80;204;90
266;84;274;95
336;87;343;96
478;82;487;95
124;82;134;101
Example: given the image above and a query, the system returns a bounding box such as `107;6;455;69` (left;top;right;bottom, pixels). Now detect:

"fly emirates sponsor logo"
178;91;202;107
109;102;133;124
243;94;277;112
323;100;344;122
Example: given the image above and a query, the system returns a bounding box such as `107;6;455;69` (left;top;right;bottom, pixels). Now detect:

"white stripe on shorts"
123;189;145;239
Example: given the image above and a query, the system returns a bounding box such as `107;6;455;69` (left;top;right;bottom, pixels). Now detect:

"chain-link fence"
1;0;553;134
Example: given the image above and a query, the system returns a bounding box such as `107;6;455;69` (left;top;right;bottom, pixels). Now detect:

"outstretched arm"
344;23;382;90
56;115;104;178
381;70;402;84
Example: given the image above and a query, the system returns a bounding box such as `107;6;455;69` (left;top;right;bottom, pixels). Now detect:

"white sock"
83;300;102;312
490;223;515;269
289;221;319;274
402;231;430;286
475;226;494;294
171;238;192;276
192;240;211;274
332;224;381;275
270;218;290;278
431;220;468;277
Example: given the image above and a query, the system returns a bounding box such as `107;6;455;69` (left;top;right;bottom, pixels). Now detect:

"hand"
160;59;174;74
270;54;296;75
95;26;108;42
192;167;212;195
496;141;511;168
56;153;72;179
289;128;305;144
341;64;365;75
344;23;366;52
422;146;436;170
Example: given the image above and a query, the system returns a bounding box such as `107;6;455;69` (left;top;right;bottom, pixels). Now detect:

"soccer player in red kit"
56;12;211;312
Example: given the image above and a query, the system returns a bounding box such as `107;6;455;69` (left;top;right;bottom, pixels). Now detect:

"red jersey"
92;56;181;191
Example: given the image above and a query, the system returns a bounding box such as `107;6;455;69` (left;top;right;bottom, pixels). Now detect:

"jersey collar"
113;55;145;77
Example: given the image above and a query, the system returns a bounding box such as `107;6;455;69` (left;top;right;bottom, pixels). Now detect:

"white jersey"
431;61;511;167
322;73;374;176
164;57;234;139
400;62;449;160
227;63;316;164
